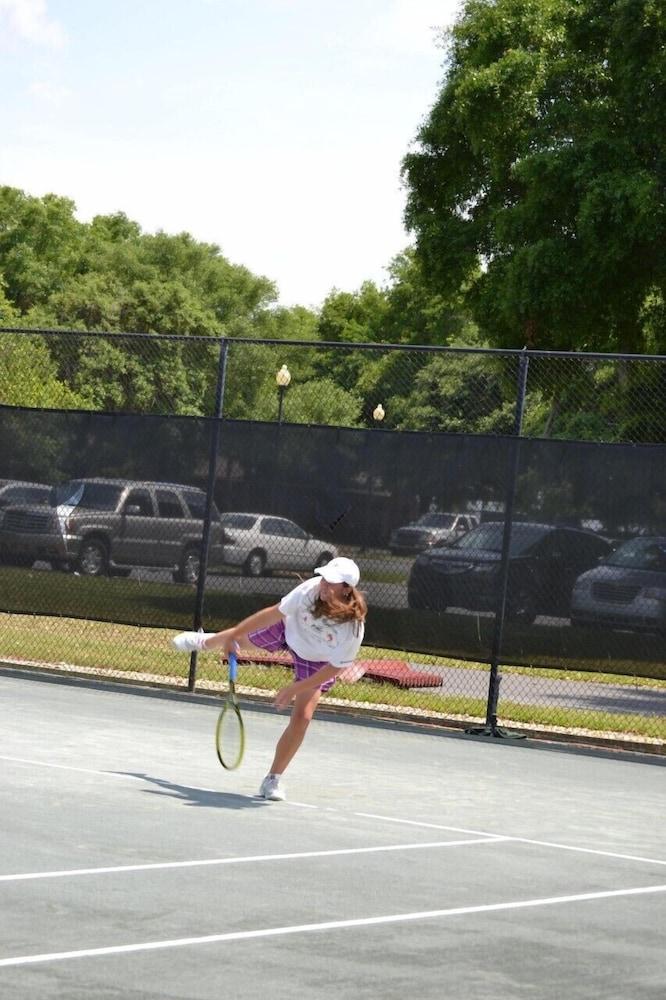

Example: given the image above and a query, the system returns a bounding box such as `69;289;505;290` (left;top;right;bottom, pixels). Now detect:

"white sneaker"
171;631;215;653
259;774;286;801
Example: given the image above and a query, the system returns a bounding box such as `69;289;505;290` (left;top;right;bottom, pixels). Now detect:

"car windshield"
50;482;123;511
451;523;546;555
23;487;49;505
605;538;666;570
416;514;454;528
0;486;49;507
220;514;257;529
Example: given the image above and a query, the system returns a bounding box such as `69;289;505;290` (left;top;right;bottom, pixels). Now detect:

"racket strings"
216;704;245;770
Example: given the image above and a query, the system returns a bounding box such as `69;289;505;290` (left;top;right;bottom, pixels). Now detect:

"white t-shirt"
278;577;364;668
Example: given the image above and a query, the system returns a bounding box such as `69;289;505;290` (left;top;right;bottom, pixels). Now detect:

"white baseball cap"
315;556;360;587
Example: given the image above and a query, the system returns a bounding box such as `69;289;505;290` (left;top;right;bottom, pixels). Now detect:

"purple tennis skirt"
248;620;336;693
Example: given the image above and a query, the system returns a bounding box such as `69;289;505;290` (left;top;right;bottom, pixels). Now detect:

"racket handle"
228;650;238;682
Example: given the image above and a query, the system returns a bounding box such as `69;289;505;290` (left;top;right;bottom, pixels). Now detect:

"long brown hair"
313;584;367;625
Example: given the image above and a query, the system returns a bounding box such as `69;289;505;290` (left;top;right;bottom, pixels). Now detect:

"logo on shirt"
298;609;340;649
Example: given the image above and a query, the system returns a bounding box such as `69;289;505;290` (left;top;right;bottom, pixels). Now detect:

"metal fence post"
467;349;530;739
188;338;229;691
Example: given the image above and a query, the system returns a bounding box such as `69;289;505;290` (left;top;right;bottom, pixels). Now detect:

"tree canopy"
0;188;478;425
403;0;666;354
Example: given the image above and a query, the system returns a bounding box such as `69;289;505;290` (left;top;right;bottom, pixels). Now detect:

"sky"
0;0;462;308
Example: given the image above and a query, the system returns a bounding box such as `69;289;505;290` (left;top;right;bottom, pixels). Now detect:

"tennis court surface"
1;668;664;1000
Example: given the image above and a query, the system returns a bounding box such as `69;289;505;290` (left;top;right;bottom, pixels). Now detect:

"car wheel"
313;551;334;573
243;550;266;577
172;547;200;585
506;587;537;625
77;539;108;577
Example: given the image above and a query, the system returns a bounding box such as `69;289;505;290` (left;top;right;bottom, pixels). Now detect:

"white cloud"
0;0;66;48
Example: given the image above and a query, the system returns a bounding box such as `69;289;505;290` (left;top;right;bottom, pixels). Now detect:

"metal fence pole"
467;349;530;739
188;338;229;691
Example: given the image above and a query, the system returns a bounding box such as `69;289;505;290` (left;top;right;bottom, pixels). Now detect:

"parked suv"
389;513;479;555
0;479;51;512
0;477;226;583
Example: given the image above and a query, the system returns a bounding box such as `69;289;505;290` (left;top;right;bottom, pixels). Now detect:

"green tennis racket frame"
215;650;245;770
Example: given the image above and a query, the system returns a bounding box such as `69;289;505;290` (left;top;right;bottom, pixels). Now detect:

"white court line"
3;753;665;869
0;755;147;779
0;838;507;883
353;811;666;868
353;810;504;839
1;882;665;968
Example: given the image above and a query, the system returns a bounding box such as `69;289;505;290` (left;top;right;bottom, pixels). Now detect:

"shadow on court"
112;771;271;810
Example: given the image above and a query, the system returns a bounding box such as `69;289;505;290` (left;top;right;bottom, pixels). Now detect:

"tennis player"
172;557;367;801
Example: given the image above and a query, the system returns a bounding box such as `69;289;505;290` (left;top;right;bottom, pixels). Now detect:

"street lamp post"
272;365;292;514
276;364;291;423
370;403;385;497
360;404;385;553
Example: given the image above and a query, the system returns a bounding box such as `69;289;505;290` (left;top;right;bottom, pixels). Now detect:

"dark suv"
407;521;613;623
0;477;226;584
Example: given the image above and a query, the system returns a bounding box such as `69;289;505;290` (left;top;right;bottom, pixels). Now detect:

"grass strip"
1;612;665;742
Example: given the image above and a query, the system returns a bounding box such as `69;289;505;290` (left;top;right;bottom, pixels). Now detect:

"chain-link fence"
1;327;665;751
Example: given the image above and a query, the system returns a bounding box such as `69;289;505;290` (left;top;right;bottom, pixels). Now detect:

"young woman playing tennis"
172;557;367;801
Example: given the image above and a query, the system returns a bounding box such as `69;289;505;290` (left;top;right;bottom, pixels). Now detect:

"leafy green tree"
403;0;666;354
0;334;85;408
0;282;18;324
386;349;515;434
0;189;295;414
241;376;363;426
311;251;478;423
311;281;390;392
255;304;319;342
0;188;85;313
381;249;476;346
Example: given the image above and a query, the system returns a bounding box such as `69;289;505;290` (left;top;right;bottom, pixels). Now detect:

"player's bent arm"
202;605;284;654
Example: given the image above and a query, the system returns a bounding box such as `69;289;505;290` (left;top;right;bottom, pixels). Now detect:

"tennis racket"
215;650;245;770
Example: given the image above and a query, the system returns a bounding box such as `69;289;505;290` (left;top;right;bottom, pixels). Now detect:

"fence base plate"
465;724;526;740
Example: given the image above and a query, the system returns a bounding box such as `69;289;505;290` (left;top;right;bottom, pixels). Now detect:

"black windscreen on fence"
0;404;664;678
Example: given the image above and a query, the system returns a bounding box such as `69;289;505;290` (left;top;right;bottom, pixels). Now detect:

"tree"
0;334;85;409
386;348;515;434
403;0;666;354
311;252;478;424
0;282;18;324
0;189;291;414
381;249;475;346
312;281;390;392
0;188;85;313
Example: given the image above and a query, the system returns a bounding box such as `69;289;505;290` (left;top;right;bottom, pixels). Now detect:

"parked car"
571;536;666;634
0;480;53;560
0;477;226;583
389;513;479;555
407;521;613;623
220;512;337;577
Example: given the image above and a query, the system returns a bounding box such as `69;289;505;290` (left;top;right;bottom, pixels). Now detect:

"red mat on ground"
237;651;440;688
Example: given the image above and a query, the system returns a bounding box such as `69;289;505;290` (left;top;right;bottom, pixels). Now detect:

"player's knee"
292;704;316;725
